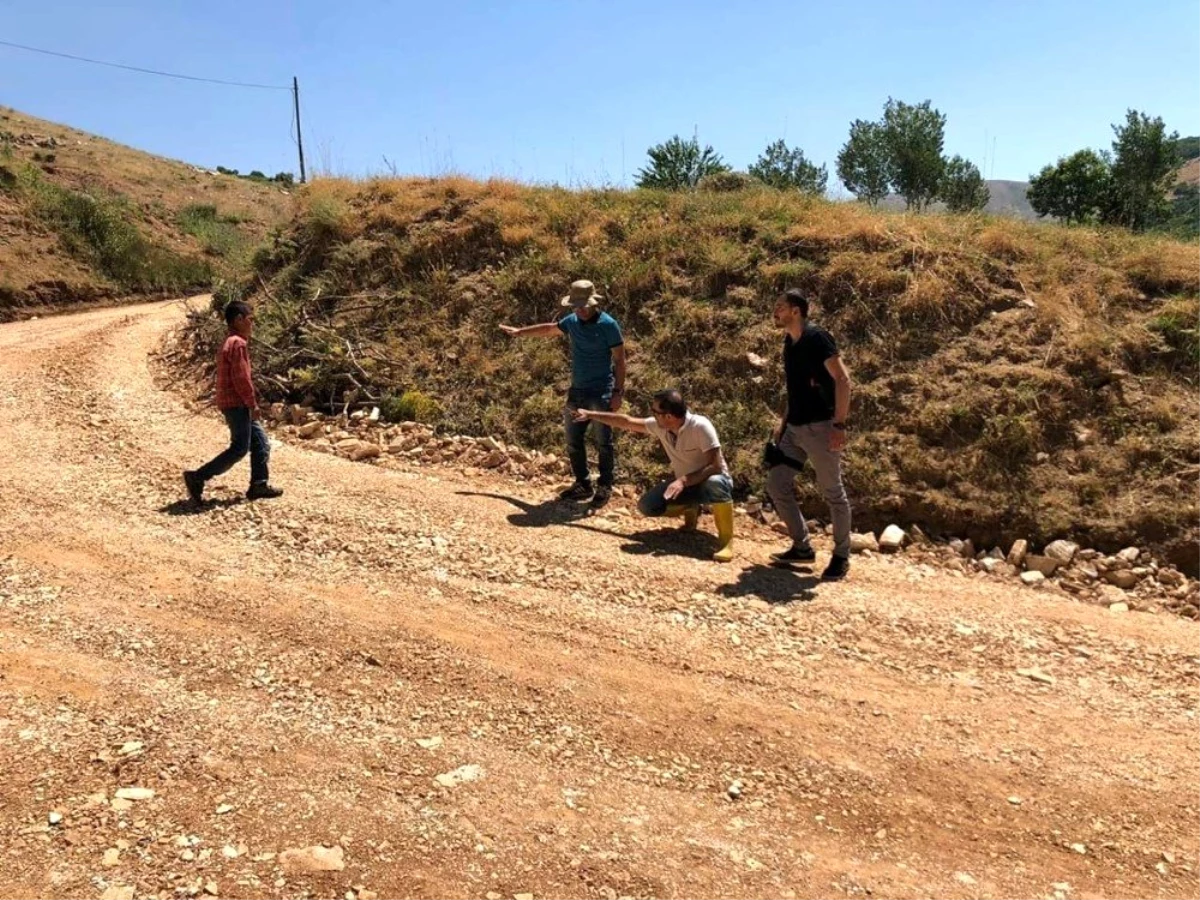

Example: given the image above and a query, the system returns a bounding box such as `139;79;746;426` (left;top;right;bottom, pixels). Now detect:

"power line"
0;38;289;91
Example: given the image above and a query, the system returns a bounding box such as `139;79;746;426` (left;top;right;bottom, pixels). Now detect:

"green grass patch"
177;203;251;261
18;166;210;292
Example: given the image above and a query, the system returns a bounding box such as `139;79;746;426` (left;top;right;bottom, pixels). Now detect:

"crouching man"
573;389;735;561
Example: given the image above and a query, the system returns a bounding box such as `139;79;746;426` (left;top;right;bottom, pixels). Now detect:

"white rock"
1020;571;1046;586
1108;602;1129;613
103;847;121;867
100;887;134;900
1044;540;1079;565
1115;547;1140;564
114;787;155;801
746;352;767;369
117;741;144;756
878;525;906;552
1024;555;1060;577
298;421;324;439
1017;667;1054;684
1007;539;1028;567
48;811;63;825
850;532;879;554
415;736;443;750
279;845;345;873
955;872;977;886
435;764;484;788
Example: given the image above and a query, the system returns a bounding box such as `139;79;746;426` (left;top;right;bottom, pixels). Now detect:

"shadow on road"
716;563;820;604
158;497;246;516
455;491;593;528
613;527;719;561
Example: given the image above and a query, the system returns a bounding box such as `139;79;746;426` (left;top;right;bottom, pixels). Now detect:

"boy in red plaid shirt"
184;301;283;503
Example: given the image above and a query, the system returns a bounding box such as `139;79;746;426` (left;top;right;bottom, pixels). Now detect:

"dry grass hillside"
0;106;292;317
200;176;1199;569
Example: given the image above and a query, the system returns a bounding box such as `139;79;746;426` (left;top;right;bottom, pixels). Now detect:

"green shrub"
380;390;443;423
178;203;248;261
18;166;210;292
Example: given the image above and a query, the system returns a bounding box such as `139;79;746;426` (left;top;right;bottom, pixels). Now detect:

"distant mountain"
876;180;1035;219
981;180;1034;218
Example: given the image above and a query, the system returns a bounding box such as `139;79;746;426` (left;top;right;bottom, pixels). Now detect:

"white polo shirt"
642;412;729;480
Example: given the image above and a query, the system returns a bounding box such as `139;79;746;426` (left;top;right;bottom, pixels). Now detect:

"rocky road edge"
253;400;1198;621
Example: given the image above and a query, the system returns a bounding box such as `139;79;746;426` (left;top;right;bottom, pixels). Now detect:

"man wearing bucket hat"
499;280;627;507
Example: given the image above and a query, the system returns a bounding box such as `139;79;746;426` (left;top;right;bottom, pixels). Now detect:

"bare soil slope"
1;300;1197;900
0;106;291;314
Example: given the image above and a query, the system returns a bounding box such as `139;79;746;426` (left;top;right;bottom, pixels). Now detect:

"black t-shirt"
784;323;839;425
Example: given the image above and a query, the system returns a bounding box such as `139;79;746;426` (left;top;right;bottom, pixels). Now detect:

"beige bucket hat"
561;279;603;309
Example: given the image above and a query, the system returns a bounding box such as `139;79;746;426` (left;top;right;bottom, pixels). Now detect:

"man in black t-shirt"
765;289;853;581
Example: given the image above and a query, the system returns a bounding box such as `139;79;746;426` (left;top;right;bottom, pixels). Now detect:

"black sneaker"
246;482;284;500
770;543;817;564
558;482;594;502
590;484;612;508
821;554;850;581
183;470;204;503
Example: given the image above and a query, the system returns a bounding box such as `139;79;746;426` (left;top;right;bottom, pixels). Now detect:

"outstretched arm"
573;408;649;434
499;322;562;339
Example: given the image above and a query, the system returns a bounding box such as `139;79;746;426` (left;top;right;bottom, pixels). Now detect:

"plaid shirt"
214;334;257;410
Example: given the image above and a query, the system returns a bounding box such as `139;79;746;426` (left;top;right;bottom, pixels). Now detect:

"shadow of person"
716;563;820;604
158;497;246;516
615;527;718;560
454;491;593;528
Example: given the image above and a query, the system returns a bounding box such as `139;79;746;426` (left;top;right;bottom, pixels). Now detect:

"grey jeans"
766;421;852;558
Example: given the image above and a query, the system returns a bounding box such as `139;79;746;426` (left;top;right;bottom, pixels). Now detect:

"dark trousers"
196;407;270;486
563;388;615;487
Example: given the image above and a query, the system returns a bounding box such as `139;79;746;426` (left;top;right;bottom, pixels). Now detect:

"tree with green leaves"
940;155;990;213
836;120;890;206
1027;149;1112;224
748;139;828;194
1106;109;1178;231
635;134;730;191
881;98;946;211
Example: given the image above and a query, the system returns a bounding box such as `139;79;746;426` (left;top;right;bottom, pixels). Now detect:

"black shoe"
590;484;612;508
183;471;204;503
558;482;594;502
821;554;850;581
770;543;817;564
246;482;284;500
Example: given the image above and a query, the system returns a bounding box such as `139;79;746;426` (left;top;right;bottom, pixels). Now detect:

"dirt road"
1;300;1197;900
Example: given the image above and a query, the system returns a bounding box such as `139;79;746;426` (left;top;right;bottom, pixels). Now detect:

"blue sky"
3;0;1197;189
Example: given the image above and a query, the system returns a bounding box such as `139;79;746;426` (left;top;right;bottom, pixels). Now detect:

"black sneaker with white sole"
770;543;817;564
558;482;594;502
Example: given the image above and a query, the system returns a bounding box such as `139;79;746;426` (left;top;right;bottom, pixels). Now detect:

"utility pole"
293;76;306;184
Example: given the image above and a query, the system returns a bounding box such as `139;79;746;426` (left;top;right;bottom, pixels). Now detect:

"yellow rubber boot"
711;501;734;562
665;503;699;531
